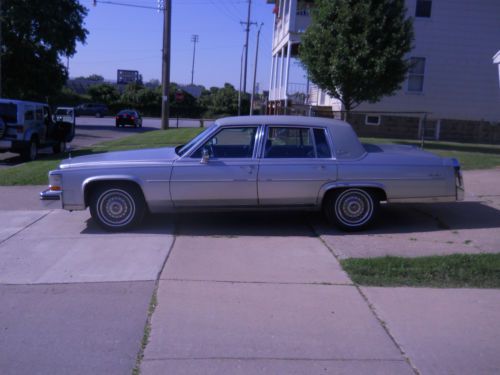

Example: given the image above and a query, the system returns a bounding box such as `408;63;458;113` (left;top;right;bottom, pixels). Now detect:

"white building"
267;0;500;139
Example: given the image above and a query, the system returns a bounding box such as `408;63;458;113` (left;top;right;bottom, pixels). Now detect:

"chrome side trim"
389;196;457;203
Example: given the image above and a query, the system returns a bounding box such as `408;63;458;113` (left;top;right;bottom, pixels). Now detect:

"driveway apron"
0;199;175;375
141;212;414;374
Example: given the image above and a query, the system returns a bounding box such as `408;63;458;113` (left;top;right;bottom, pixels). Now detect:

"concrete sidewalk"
0;203;174;374
141;213;415;374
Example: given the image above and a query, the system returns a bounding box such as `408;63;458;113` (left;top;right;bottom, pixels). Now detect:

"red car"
115;109;142;128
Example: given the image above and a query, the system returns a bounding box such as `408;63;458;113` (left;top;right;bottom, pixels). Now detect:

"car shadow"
315;201;500;237
79;201;499;237
80;211;316;237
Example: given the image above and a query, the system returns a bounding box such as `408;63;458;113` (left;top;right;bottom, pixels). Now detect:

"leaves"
299;0;414;111
2;0;88;100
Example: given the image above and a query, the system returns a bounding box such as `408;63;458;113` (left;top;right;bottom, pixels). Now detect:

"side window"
192;126;257;158
24;107;35;121
264;127;314;158
313;128;332;158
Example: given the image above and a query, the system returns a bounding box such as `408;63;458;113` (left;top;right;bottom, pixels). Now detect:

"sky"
69;0;275;92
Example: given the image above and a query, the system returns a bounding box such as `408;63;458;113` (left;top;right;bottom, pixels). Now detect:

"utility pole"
250;23;263;115
240;0;255;95
238;46;244;116
161;0;171;129
190;34;199;85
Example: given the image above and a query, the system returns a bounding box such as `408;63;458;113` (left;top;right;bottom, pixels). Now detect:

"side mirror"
200;148;210;164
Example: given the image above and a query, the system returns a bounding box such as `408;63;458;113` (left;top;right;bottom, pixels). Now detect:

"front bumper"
0;139;13;150
40;188;61;201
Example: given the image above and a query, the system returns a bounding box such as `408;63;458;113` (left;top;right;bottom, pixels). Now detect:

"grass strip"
341;253;500;288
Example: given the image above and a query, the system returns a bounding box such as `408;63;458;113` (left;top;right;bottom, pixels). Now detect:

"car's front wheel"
89;183;146;231
53;141;66;154
21;139;38;161
324;188;379;231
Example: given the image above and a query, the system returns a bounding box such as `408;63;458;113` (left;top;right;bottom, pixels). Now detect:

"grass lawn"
0;128;498;186
361;137;500;170
341;253;500;289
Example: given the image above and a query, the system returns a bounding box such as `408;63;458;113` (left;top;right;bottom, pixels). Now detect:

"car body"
40;116;464;231
75;103;109;118
0;99;75;161
115;109;142;128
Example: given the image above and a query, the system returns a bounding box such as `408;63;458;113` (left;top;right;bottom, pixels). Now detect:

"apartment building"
267;0;500;142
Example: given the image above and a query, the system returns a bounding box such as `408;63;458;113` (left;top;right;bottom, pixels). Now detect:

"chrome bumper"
40;189;61;201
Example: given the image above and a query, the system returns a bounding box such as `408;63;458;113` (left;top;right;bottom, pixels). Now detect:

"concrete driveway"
0;195;174;375
1;168;499;374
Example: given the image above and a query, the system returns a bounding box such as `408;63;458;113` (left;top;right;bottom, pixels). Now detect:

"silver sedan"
41;116;464;231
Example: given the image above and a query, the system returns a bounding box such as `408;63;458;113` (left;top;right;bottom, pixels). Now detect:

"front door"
170;126;259;207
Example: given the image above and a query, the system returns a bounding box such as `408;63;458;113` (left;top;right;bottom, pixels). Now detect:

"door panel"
171;159;258;206
258;160;337;206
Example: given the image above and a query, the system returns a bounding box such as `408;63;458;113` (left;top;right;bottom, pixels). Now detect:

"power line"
93;0;161;10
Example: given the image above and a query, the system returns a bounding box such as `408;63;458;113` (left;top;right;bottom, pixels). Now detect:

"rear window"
0;103;18;123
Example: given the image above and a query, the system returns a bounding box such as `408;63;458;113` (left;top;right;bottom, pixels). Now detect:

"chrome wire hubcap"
335;189;373;226
96;189;135;227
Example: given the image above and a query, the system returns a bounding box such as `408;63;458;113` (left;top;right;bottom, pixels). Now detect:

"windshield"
177;124;216;156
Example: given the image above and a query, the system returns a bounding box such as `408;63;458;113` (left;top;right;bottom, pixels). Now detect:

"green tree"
299;0;413;112
199;83;248;117
1;0;88;100
88;83;120;105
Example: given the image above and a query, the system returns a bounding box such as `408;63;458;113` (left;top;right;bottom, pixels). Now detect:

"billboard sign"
117;69;140;84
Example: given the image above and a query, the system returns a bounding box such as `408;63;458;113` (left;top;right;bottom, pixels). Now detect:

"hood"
60;147;178;169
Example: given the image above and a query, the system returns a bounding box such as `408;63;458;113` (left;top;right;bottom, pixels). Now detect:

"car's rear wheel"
324;188;379;231
89;183;146;231
21;139;38;161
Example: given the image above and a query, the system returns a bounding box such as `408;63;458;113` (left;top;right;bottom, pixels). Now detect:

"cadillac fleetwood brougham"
40;116;464;231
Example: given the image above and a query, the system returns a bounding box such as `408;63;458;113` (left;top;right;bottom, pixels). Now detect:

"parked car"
115;109;142;128
75;103;109;118
0;99;75;161
54;107;76;126
41;116;464;231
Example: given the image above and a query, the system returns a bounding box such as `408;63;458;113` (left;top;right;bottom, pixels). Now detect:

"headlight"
49;173;62;191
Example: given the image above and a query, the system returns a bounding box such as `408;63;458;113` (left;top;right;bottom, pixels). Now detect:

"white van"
0;99;75;161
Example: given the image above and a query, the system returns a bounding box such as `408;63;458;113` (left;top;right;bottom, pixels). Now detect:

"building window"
365;115;381;126
415;0;432;18
408;57;426;93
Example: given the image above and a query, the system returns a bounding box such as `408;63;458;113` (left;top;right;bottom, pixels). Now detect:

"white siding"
357;0;500;122
271;0;500;122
